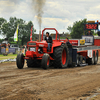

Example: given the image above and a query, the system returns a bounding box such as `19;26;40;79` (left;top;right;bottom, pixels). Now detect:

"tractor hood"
27;40;48;47
26;40;48;58
37;41;48;47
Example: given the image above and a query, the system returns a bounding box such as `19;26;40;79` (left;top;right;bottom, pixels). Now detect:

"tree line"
0;17;36;45
0;17;95;45
67;19;87;39
67;18;97;39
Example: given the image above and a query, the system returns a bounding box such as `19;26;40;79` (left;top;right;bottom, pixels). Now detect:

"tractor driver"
44;32;52;51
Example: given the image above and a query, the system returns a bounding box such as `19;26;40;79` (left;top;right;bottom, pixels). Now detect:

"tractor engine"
26;41;48;58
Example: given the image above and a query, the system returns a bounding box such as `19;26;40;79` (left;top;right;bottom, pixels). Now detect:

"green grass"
0;54;17;60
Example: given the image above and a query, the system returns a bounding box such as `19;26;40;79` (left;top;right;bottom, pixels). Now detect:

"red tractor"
16;28;70;69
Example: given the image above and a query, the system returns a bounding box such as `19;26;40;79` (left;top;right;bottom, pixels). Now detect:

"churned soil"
0;58;100;100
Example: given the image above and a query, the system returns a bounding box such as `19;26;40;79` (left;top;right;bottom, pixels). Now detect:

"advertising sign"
69;40;79;46
80;39;85;45
82;36;94;45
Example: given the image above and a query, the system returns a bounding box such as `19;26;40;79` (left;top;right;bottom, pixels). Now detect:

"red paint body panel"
98;50;100;56
94;39;100;46
26;51;34;58
69;40;78;46
60;39;79;46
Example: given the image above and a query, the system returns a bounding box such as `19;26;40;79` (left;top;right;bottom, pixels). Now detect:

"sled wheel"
94;50;98;65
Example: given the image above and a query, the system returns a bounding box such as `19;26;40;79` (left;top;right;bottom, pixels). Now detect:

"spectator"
2;43;6;48
87;31;93;36
8;43;10;48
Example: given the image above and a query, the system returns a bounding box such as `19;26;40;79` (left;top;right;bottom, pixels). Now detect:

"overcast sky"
0;0;100;38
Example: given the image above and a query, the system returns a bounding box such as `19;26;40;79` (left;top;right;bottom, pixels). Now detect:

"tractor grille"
29;47;36;52
28;43;36;45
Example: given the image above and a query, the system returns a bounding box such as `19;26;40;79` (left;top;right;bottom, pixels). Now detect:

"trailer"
61;36;100;66
76;36;100;66
16;28;100;69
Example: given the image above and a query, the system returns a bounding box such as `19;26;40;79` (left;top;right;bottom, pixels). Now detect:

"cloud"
41;0;100;33
33;16;71;34
86;14;100;20
0;0;100;39
0;0;18;20
0;0;34;21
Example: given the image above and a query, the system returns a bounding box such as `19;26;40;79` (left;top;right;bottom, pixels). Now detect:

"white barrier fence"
0;58;16;63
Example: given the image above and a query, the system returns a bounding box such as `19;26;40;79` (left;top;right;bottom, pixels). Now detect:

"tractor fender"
52;42;65;47
51;42;66;52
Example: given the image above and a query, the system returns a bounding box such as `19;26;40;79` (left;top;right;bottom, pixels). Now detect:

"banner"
30;26;33;41
14;25;19;41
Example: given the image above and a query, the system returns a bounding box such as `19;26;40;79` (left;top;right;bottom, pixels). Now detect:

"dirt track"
0;59;100;100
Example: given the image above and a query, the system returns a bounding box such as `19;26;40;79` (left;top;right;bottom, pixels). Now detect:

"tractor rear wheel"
41;53;50;69
16;53;25;69
53;44;69;68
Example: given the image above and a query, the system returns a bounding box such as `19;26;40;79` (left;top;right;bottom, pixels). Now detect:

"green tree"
0;17;7;35
0;17;35;45
67;26;72;33
68;19;87;39
19;21;35;45
0;39;4;43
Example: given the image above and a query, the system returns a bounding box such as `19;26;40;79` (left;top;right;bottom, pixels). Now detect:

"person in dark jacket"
44;32;52;51
87;30;93;36
66;37;71;45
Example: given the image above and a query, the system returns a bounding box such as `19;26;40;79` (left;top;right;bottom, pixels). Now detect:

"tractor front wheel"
16;53;25;69
41;53;50;69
